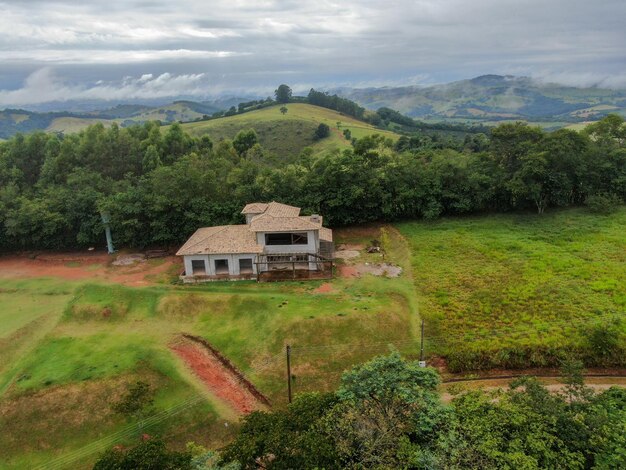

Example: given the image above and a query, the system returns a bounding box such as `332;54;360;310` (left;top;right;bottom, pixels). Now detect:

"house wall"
183;253;258;277
245;213;262;224
183;255;210;276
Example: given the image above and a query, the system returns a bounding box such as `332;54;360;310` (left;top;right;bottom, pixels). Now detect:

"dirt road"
0;252;181;286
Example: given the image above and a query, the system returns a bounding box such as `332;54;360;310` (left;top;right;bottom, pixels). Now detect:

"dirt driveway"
0;252;182;286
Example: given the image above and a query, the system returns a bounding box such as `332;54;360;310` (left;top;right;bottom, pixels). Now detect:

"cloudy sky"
1;0;625;107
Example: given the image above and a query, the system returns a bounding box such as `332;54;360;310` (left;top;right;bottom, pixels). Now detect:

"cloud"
531;71;626;90
0;49;246;64
0;68;210;106
0;0;624;105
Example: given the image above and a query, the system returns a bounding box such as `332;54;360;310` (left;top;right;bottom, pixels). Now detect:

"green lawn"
398;208;626;371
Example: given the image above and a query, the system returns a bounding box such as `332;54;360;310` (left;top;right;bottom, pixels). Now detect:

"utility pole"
286;344;292;403
419;319;426;367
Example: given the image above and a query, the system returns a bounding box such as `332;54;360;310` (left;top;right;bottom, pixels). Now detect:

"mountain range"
1;75;625;138
338;75;626;124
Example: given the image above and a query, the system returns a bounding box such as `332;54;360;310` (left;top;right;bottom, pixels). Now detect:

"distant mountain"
3;75;626;139
0;99;247;138
338;75;626;123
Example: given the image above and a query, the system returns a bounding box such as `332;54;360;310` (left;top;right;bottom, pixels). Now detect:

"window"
214;259;229;274
239;258;253;274
191;260;206;275
265;232;308;245
292;233;308;245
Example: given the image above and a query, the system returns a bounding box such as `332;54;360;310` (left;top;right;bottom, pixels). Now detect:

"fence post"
419;319;426;366
286;344;292;403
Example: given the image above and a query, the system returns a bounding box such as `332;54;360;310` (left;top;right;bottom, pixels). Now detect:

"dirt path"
0;252;181;286
170;335;269;414
440;375;626;402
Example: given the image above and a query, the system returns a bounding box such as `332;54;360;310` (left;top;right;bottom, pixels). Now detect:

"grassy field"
2;208;624;467
45;117;114;133
179;103;399;158
398;208;626;371
0;227;417;469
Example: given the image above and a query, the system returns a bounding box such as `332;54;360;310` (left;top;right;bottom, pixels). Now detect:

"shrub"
584;320;624;366
314;123;330;139
112;381;154;417
585;192;623;214
93;437;192;470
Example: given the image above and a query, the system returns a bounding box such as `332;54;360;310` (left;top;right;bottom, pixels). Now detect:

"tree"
314;123;330;140
142;144;162;173
93;437;192;470
324;353;447;469
274;84;292;103
232;129;258;157
220;393;339;469
279;106;288;115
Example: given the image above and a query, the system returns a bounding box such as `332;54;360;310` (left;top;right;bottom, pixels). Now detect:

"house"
177;202;334;282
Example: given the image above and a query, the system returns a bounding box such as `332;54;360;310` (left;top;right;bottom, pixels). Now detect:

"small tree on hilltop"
275;84;292;103
280;106;288;115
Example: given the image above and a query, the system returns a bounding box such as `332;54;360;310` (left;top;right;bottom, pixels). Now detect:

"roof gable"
241;201;300;217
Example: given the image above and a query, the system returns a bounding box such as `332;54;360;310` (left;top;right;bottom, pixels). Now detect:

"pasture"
0;226;416;469
399;208;626;371
1;208;624;467
180;103;399;158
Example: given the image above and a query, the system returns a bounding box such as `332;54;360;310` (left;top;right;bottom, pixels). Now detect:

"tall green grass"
398;208;626;371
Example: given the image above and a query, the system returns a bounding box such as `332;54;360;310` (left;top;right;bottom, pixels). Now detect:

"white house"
177;202;333;282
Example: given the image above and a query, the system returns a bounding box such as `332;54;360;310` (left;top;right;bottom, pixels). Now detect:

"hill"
0;100;233;138
179;103;399;158
340;75;626;126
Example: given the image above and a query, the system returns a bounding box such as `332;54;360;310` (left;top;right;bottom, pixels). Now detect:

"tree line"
0;115;624;251
93;353;626;469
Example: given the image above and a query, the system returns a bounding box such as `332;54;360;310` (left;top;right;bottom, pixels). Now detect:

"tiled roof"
242;201;300;217
241;203;268;214
265;201;300;217
176;225;263;255
249;214;322;232
178;203;333;256
319;227;333;242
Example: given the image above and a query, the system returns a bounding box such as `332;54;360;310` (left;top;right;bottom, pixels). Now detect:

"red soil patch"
314;282;334;293
338;265;359;278
0;253;181;287
170;337;266;414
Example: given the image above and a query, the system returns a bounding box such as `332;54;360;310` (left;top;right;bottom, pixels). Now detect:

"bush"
93;437;192;470
112;381;154;417
585;192;623;214
584;320;624;366
314;123;330;139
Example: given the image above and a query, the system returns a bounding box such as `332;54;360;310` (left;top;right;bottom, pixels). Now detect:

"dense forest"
0;114;624;251
94;354;626;469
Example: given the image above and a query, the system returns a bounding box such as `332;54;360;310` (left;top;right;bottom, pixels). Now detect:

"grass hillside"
0;227;417;469
1;208;624;467
46;117;114;133
399;208;626;372
180;103;399;158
